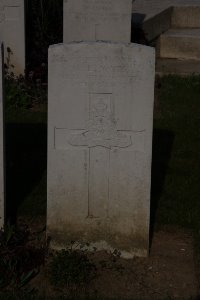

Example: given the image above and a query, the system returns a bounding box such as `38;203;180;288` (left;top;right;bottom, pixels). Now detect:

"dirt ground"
87;229;200;299
24;217;200;300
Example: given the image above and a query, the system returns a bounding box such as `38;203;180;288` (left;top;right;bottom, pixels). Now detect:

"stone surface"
0;43;4;229
0;0;25;74
133;0;200;21
156;58;200;76
141;7;172;41
64;0;133;43
47;42;155;257
171;6;200;28
158;29;200;60
133;0;200;41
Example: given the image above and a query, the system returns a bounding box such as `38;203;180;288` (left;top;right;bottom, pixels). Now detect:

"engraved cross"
55;93;141;218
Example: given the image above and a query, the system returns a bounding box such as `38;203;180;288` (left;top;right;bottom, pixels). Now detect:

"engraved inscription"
69;0;127;23
69;94;132;149
84;0;112;13
51;54;139;81
64;0;132;42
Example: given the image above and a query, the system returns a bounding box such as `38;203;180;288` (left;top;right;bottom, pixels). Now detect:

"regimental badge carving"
0;0;4;23
69;93;132;149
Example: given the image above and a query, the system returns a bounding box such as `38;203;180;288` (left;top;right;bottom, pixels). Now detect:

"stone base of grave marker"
47;42;155;258
0;43;4;229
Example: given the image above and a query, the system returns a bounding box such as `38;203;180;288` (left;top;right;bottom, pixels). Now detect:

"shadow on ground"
5;122;47;222
150;128;174;245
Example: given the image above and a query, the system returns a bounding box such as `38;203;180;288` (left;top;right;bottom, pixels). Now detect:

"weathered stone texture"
64;0;133;43
47;42;155;257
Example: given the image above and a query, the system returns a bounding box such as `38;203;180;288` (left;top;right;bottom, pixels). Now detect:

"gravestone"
63;0;133;43
0;43;4;229
0;0;25;75
47;42;155;257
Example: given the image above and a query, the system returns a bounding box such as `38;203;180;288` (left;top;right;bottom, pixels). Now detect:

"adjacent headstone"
0;43;4;229
0;0;25;75
47;42;155;257
63;0;133;43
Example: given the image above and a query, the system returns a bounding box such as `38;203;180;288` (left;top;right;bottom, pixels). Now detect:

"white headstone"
47;42;155;257
63;0;133;43
0;43;4;229
0;0;25;75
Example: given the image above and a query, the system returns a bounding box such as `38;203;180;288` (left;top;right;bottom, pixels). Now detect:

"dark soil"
88;229;199;300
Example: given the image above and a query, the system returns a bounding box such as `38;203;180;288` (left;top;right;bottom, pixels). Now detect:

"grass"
152;75;200;249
